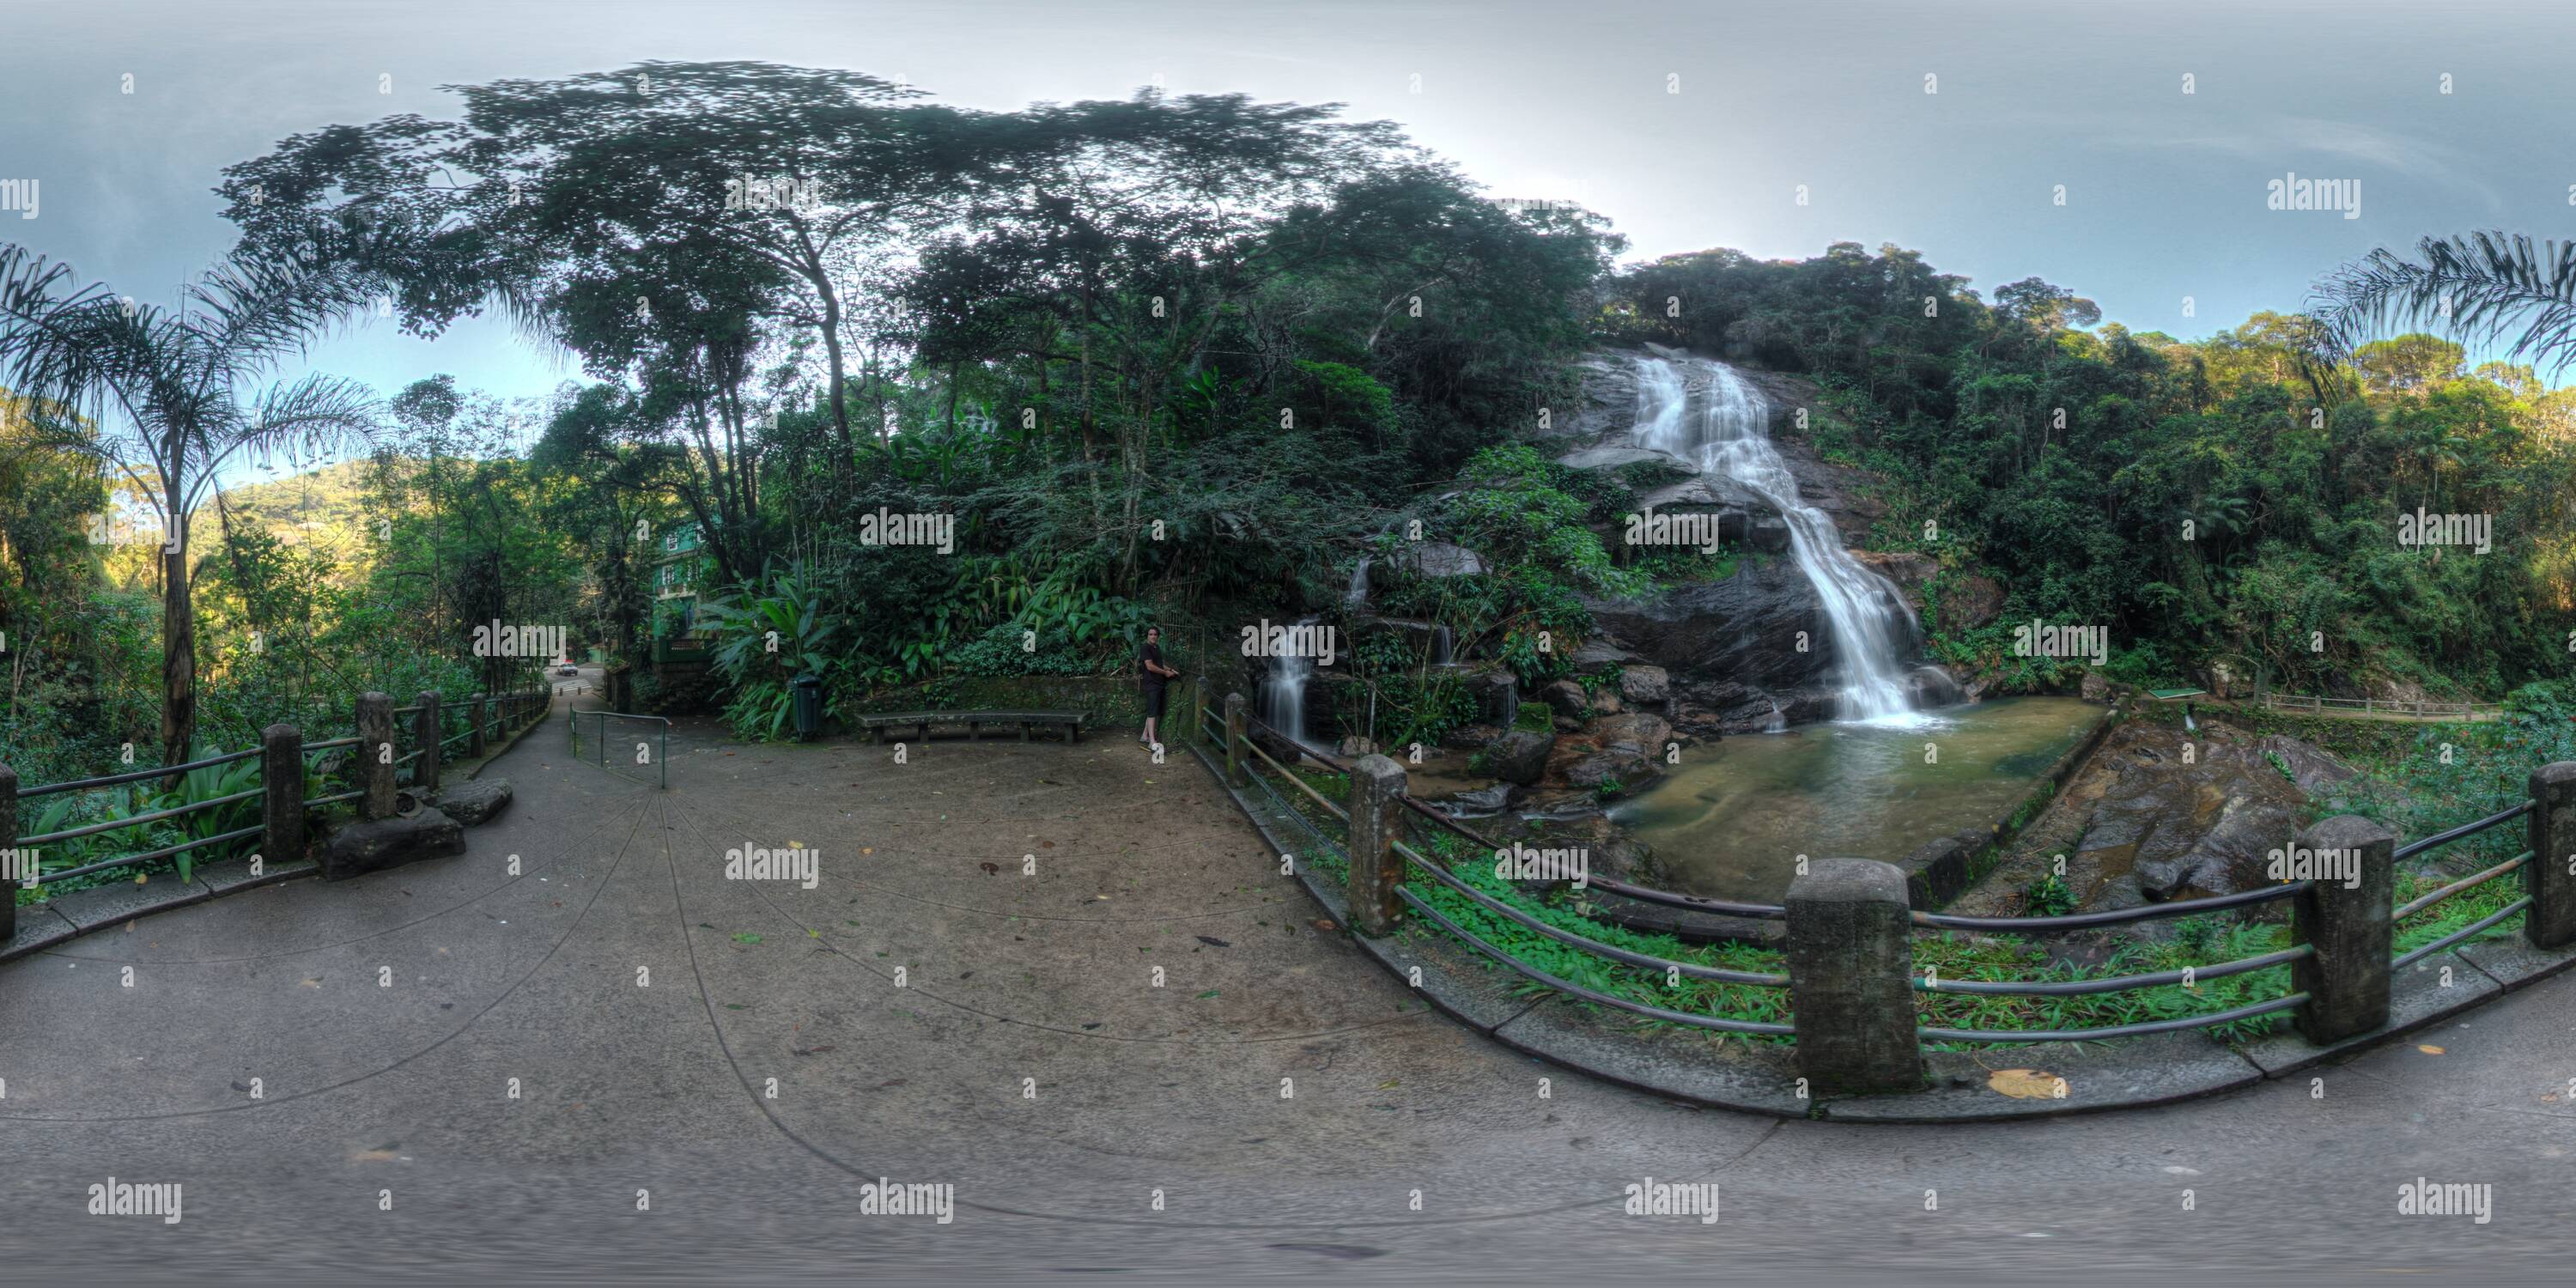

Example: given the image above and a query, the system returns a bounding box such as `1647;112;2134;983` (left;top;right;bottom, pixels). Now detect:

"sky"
4;0;2573;482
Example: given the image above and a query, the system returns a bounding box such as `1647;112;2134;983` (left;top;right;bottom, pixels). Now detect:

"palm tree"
0;240;381;772
2313;231;2576;374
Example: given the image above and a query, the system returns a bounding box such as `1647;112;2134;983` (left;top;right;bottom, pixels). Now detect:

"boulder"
1441;722;1503;751
1336;735;1379;759
434;778;513;826
1439;783;1516;817
1410;542;1485;578
1468;668;1521;726
1556;445;1695;474
321;808;467;882
1588;712;1673;759
1539;679;1590;720
2080;671;2111;702
1485;730;1555;786
1619;664;1671;705
1589;688;1622;715
2071;731;2307;902
1747;515;1792;553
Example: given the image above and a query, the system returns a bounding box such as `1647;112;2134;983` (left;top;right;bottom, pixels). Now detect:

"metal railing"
0;685;554;894
568;709;670;790
1192;691;2576;1092
2260;692;2504;721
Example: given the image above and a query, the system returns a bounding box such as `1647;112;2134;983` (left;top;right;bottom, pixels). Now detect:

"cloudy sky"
3;0;2571;428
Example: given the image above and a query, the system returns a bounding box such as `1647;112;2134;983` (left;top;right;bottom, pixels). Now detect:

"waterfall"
1262;630;1317;750
1631;354;1924;724
1346;557;1371;608
1430;623;1453;667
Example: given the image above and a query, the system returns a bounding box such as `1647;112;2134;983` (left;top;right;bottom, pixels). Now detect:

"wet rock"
2071;731;2307;902
1468;669;1520;726
321;808;466;881
1485;730;1555;786
1557;445;1695;473
2080;671;2111;702
1588;712;1673;758
1409;543;1485;578
1540;680;1590;720
1619;664;1670;705
1441;722;1503;751
1589;688;1622;715
1336;735;1379;758
1441;783;1517;817
1747;515;1791;553
2256;735;2359;796
433;778;513;826
1585;558;1833;698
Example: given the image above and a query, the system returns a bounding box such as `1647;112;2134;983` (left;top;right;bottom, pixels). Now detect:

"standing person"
1138;626;1181;748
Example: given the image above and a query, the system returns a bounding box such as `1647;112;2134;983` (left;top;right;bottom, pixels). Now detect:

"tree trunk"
161;539;195;779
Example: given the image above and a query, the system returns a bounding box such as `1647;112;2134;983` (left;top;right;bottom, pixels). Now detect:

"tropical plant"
697;562;844;740
0;238;383;771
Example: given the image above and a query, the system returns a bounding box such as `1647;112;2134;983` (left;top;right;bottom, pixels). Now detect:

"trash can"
791;672;824;740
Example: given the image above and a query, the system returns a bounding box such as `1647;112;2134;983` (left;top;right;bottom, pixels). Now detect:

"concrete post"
261;724;303;871
1784;859;1923;1095
356;691;395;821
2291;814;2396;1044
2526;762;2576;949
1;761;17;942
414;690;441;793
468;693;488;758
1346;754;1408;935
1223;692;1249;788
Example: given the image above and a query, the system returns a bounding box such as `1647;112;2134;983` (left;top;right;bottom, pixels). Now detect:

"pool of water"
1607;696;2101;902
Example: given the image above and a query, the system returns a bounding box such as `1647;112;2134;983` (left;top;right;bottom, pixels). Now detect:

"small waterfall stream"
1631;354;1925;724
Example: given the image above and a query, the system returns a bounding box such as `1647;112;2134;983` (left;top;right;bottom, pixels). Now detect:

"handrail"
2394;852;2530;920
1918;993;2310;1044
2394;801;2531;860
2394;898;2534;970
1238;734;1349;822
1911;881;2306;932
17;787;265;846
1395;836;1788;987
1395;887;1795;1036
1914;944;2312;997
16;747;262;799
38;823;267;884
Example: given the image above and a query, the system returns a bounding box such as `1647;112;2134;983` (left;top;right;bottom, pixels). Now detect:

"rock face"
1485;730;1555;786
321;808;467;881
434;778;513;826
2257;735;2359;797
1619;665;1670;705
1584;557;1832;708
1557;712;1672;798
2071;731;2306;903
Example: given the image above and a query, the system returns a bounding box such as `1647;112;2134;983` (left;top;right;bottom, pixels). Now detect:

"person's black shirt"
1140;641;1166;692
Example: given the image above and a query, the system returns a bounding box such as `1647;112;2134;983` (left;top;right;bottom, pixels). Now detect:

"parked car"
557;663;580;676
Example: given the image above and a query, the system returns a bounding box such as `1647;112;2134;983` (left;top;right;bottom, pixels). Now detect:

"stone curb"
1188;743;2574;1121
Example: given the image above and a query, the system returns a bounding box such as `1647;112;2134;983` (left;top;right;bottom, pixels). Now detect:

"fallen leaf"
1196;935;1230;947
1313;919;1337;933
979;862;999;876
2418;1044;2446;1055
1986;1068;2069;1099
351;1149;399;1162
732;932;762;945
1041;840;1055;848
299;977;323;988
1196;988;1221;999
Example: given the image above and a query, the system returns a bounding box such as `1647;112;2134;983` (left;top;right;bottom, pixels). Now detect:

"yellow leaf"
1987;1068;2069;1099
2417;1044;2445;1055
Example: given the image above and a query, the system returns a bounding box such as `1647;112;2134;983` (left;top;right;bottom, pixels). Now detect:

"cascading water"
1346;557;1371;608
1631;354;1924;724
1262;621;1319;750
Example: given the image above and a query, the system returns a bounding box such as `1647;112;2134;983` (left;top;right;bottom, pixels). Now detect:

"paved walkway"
1;683;2570;1283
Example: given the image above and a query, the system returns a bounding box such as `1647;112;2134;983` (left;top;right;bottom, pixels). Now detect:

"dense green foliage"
1615;243;2576;699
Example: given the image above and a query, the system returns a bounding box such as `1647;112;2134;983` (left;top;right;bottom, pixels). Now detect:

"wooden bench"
857;710;1085;744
